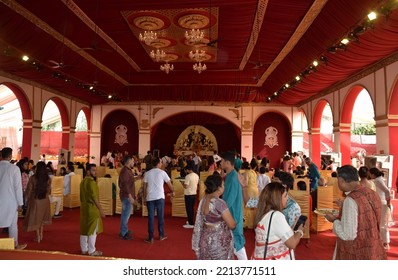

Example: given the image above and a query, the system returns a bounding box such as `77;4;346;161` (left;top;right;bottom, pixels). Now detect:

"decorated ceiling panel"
0;0;397;105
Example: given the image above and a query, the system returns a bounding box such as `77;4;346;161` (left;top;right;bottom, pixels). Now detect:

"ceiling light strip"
257;0;328;86
238;0;270;71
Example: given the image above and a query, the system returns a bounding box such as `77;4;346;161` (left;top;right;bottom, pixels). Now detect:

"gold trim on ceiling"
257;0;329;87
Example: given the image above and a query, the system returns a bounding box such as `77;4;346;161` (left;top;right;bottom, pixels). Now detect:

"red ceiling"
0;0;397;105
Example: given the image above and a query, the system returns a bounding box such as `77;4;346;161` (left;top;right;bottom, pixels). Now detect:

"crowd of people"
0;146;395;260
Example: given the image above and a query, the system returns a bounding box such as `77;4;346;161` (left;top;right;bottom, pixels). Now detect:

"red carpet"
2;199;398;260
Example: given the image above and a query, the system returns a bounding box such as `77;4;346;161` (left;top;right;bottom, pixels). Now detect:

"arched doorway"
75;108;90;163
152;112;240;157
311;100;332;168
0;83;32;158
101;110;139;158
349;88;376;167
41;99;64;166
253;111;291;169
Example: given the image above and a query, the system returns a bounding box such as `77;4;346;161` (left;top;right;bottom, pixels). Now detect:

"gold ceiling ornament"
133;16;165;30
163;53;179;61
134;15;165;45
150;49;166;62
160;62;174;74
184;37;210;47
177;14;210;29
193;62;207;74
147;38;172;49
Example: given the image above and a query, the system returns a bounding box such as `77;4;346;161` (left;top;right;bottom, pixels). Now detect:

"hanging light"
150;49;166;62
193;62;207;74
185;29;204;43
139;31;158;45
189;49;206;61
160;62;174;74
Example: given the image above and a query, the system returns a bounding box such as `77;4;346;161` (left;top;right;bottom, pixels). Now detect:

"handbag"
263;211;275;260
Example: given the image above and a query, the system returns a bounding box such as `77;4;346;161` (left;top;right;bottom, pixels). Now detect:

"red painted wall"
40;131;62;156
253;112;291;169
40;131;89;156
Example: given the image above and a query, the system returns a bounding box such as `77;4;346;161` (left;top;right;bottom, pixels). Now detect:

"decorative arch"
151;111;240;157
1;82;33;158
101;109;139;157
310;100;329;167
253;111;292;169
45;97;70;149
341;85;366;123
388;76;398;187
298;108;309;131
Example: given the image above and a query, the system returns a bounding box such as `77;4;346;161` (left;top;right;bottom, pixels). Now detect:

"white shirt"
193;155;202;165
333;194;358;241
184;172;199;195
332;194;358;259
144;168;171;201
63;172;75;195
0;160;23;227
373;176;390;204
257;173;270;195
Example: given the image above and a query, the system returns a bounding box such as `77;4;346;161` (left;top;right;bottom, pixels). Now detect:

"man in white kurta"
0;147;27;249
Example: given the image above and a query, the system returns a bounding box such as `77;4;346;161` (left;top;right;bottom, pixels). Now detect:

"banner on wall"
114;124;128;146
264;126;278;148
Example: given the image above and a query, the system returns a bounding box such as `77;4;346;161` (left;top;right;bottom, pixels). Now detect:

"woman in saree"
192;174;236;259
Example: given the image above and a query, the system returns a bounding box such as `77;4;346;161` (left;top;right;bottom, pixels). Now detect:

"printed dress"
192;196;234;260
252;211;294;260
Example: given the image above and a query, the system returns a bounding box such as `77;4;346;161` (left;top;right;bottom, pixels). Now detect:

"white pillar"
89;131;101;165
139;130;151;159
375;116;389;155
31;120;42;163
332;124;341;154
241;131;253;162
68;126;76;160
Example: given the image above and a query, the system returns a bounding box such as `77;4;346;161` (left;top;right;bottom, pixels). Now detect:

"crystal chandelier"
160;62;174;74
150;49;166;62
193;62;207;74
139;31;158;45
189;49;206;61
185;29;204;43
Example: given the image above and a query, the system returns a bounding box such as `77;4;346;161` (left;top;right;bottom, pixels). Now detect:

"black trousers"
310;189;318;211
184;195;196;225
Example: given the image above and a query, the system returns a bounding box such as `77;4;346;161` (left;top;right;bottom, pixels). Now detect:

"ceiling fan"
206;0;220;49
248;60;270;69
48;60;66;68
206;38;220;48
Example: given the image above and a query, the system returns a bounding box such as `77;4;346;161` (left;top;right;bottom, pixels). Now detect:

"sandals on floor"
89;250;103;256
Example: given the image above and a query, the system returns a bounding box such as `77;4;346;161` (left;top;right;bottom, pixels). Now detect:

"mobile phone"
294;215;307;231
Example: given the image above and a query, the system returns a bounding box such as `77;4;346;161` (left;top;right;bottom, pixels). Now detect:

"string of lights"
266;1;397;103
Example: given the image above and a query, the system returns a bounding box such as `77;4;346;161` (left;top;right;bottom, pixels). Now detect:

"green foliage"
76;112;88;131
42;121;61;131
351;123;376;135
